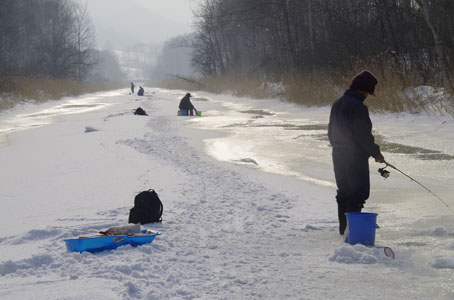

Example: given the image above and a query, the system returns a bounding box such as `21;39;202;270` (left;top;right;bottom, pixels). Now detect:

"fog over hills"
85;0;191;50
81;0;195;80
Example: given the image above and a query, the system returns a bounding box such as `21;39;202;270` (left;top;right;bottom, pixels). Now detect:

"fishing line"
379;161;454;214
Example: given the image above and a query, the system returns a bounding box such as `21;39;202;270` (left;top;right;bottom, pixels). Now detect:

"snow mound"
404;85;453;112
431;257;454;269
330;244;387;264
0;254;54;276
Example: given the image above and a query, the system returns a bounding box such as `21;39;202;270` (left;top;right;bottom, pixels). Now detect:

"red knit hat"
350;70;378;95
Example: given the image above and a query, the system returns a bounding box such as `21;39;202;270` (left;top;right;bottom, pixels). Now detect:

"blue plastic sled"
64;231;160;253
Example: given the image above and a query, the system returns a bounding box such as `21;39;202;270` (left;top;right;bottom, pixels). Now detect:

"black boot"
338;203;348;235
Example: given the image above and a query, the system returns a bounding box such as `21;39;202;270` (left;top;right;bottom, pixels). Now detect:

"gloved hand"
374;153;385;163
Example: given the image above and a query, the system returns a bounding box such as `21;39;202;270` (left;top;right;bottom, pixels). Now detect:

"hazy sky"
81;0;198;49
134;0;195;26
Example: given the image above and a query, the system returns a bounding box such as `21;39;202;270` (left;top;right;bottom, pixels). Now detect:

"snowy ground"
0;88;453;299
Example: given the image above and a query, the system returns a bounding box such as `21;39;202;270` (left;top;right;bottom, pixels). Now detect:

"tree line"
191;0;454;89
0;0;97;81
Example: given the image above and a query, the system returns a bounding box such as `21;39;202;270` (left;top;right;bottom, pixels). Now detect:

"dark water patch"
220;119;453;161
283;124;328;131
104;111;130;120
240;109;274;116
294;133;329;142
397;241;428;247
375;135;454;160
62;104;101;109
221;122;253;128
224;122;328;131
21;112;51;118
232;158;258;165
313;134;330;141
193;97;209;102
250;123;327;131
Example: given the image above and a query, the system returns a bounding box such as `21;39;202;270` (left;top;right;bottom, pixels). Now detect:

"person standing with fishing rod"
328;70;385;235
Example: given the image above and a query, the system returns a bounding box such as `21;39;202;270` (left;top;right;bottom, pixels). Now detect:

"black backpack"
134;107;148;116
128;189;163;224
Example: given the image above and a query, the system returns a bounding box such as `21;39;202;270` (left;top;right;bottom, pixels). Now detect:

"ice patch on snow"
431;257;454;269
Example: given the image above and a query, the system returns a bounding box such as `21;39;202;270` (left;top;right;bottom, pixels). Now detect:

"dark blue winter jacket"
328;89;380;158
179;95;195;110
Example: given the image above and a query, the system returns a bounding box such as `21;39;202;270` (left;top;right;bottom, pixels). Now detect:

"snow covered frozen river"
0;88;454;299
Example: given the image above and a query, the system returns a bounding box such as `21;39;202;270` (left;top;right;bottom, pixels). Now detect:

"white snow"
0;88;454;299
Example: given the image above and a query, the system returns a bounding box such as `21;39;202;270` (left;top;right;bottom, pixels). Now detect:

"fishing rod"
378;160;454;214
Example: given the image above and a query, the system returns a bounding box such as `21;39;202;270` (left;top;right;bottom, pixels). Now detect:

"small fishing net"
383;247;395;259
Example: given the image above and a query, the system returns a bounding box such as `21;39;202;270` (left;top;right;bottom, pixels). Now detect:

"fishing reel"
378;166;390;179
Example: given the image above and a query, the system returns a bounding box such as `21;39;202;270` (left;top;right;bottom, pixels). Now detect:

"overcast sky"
134;0;195;25
81;0;198;49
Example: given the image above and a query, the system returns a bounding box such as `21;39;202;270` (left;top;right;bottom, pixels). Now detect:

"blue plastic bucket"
346;212;379;246
178;109;188;116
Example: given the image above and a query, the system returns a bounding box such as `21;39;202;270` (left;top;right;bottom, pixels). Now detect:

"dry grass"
283;72;343;107
0;77;126;111
158;75;272;99
156;78;200;92
154;64;454;114
281;56;440;113
202;75;268;98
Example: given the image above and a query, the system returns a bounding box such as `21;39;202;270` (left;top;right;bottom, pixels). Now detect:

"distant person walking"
327;70;385;235
131;82;135;94
178;93;197;115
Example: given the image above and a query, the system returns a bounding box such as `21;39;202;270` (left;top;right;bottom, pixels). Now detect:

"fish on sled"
64;224;160;253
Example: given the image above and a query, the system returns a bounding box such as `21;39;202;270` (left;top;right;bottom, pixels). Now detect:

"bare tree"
71;2;96;80
0;0;96;81
190;0;454;88
415;0;450;87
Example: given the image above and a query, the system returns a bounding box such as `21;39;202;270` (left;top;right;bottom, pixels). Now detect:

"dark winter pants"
332;148;370;234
